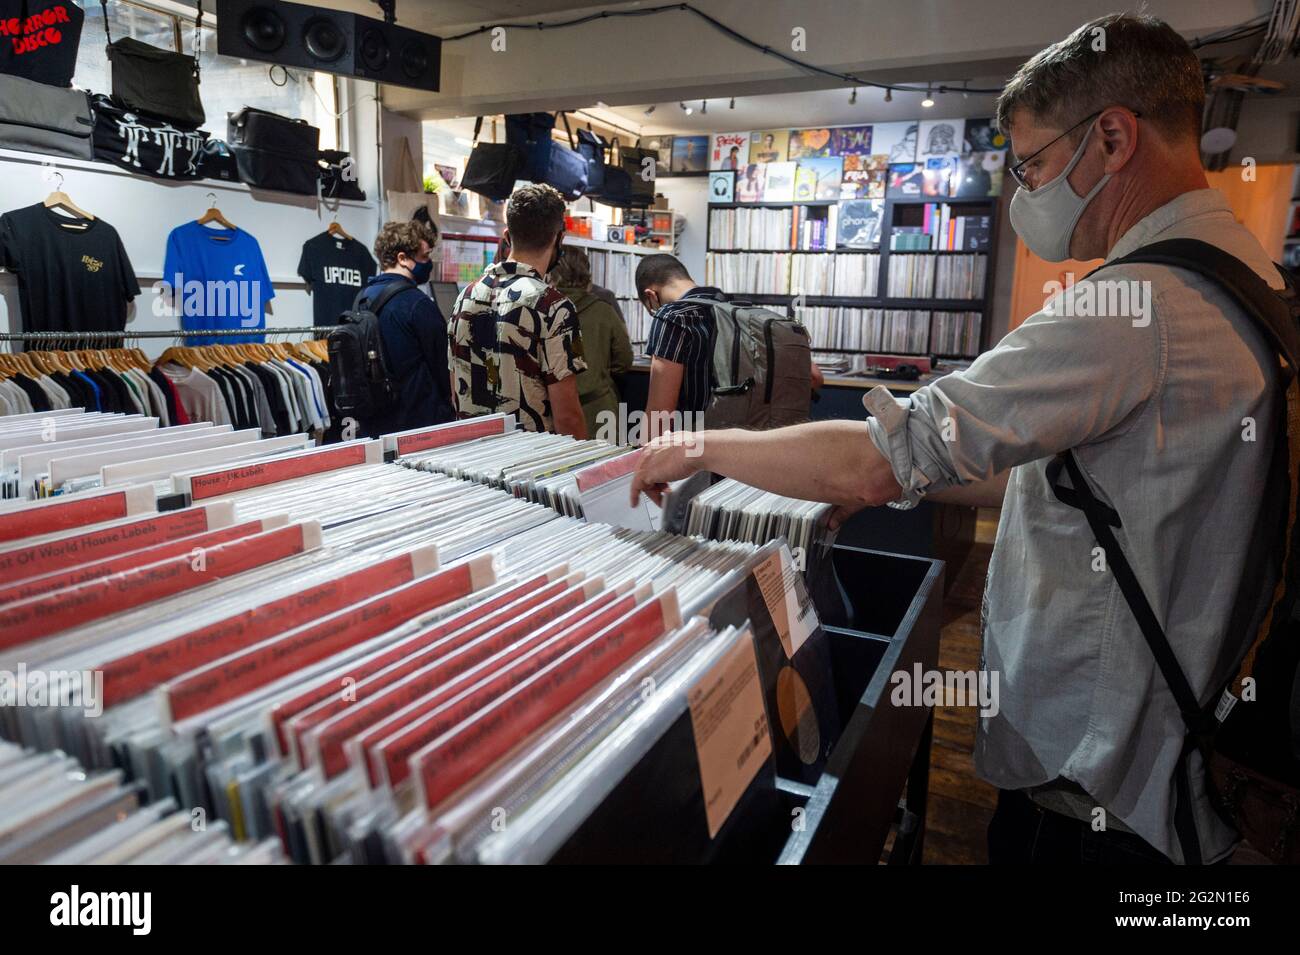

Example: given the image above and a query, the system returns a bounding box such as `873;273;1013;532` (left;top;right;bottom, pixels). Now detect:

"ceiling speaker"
215;0;441;92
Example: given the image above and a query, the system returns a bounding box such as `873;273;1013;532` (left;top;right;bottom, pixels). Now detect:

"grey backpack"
701;297;812;430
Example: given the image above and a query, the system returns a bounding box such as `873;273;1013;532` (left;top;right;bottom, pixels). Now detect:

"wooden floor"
922;508;1000;864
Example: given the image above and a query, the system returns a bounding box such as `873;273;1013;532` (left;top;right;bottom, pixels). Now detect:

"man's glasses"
1007;108;1141;190
1008;111;1102;189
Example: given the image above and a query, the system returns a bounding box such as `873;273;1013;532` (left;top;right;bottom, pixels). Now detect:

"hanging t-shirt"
0;0;84;87
0;203;140;337
163;221;274;346
297;232;377;328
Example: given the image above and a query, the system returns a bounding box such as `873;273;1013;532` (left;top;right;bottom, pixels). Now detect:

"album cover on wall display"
749;129;790;163
648;136;674;174
954;150;1007;197
793;157;843;201
918;118;965;160
841;154;888;198
736;163;767;202
830;124;874;156
761;161;797;202
887;162;925;197
710;132;750;170
837;199;885;249
922;156;959;197
708;169;736;203
963;117;1009;153
671;135;710;173
873;121;919;164
788;127;833;159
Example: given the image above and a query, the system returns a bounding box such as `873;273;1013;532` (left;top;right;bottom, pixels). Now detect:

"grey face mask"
1008;123;1110;262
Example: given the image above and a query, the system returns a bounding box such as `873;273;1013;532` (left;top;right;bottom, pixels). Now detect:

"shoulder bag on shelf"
544;112;589;201
0;73;93;160
576;126;606;194
195;138;240;183
589;136;633;207
320;148;366;201
228;106;321;195
621;138;657;207
101;0;205;129
506;111;555;182
461;117;525;202
91;94;209;180
385;136;438;222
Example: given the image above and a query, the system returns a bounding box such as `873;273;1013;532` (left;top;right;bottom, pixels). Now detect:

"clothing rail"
0;327;340;342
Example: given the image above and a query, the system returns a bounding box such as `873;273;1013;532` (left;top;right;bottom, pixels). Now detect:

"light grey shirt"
863;189;1283;862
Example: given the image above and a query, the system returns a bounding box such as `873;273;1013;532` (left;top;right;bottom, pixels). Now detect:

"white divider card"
0;408;90;431
0;484;156;544
174;439;383;499
573;449;662;532
47;428;258;488
687;625;772;839
0;417;158;452
752;543;819;659
381;414;515;457
11;424;224;487
100;434;311;489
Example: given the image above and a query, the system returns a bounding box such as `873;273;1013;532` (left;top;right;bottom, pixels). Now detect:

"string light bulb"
729;97;735;109
701;100;707;114
921;86;935;108
850;87;857;104
884;87;893;103
679;101;693;115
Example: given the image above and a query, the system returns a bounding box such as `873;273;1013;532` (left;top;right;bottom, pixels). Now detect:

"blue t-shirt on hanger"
163;221;274;345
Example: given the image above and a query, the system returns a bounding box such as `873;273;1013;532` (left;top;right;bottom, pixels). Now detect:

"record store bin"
549;544;944;865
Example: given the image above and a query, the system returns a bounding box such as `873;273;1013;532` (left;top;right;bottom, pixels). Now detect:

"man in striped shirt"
637;254;824;439
637;255;720;438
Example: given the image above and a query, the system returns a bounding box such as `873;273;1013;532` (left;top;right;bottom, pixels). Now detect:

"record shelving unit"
704;195;1001;360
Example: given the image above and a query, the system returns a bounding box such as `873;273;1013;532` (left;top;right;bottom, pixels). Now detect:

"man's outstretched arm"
630;421;903;514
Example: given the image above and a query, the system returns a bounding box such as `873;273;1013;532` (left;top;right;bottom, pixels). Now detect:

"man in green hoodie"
548;247;634;439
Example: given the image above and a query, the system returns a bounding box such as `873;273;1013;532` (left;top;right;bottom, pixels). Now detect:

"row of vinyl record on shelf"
885;253;988;299
0;412;846;864
705;251;985;301
587;249;643;300
794;307;983;355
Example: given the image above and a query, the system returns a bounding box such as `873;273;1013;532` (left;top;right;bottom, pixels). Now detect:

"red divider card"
412;591;680;811
0;518;282;606
0;485;155;544
573;449;642;493
305;573;581;779
349;582;621;787
275;569;581;765
161;555;496;724
0;521;322;650
179;440;381;500
0;502;234;581
364;585;648;792
383;414;512;457
99;545;440;709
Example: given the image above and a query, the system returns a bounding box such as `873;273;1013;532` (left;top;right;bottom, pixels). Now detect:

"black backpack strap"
1050;237;1300;864
1049;449;1210;864
356;277;414;317
1095;238;1300;382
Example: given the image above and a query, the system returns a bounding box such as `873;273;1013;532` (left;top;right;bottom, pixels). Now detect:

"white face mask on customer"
1008;123;1110;262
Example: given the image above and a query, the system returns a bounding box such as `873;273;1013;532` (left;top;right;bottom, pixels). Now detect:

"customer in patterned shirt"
449;184;588;436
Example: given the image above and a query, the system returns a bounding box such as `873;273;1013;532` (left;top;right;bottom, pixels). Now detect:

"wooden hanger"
326;215;353;242
197;193;236;231
43;172;94;223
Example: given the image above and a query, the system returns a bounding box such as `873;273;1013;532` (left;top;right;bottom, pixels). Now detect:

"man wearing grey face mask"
630;13;1287;864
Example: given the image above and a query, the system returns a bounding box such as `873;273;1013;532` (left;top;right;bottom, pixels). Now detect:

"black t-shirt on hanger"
0;0;85;88
0;204;141;340
297;232;377;328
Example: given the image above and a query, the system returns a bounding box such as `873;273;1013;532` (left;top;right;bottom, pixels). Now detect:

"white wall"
0;79;387;360
654;177;708;282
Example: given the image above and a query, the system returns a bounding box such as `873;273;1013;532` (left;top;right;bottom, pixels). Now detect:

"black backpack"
1048;238;1300;863
698;297;812;431
327;279;412;421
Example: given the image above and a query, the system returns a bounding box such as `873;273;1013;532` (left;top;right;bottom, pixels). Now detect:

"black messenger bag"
101;1;205;128
227;106;321;195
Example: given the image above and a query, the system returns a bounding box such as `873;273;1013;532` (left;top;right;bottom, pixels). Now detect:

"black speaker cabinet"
215;0;441;92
